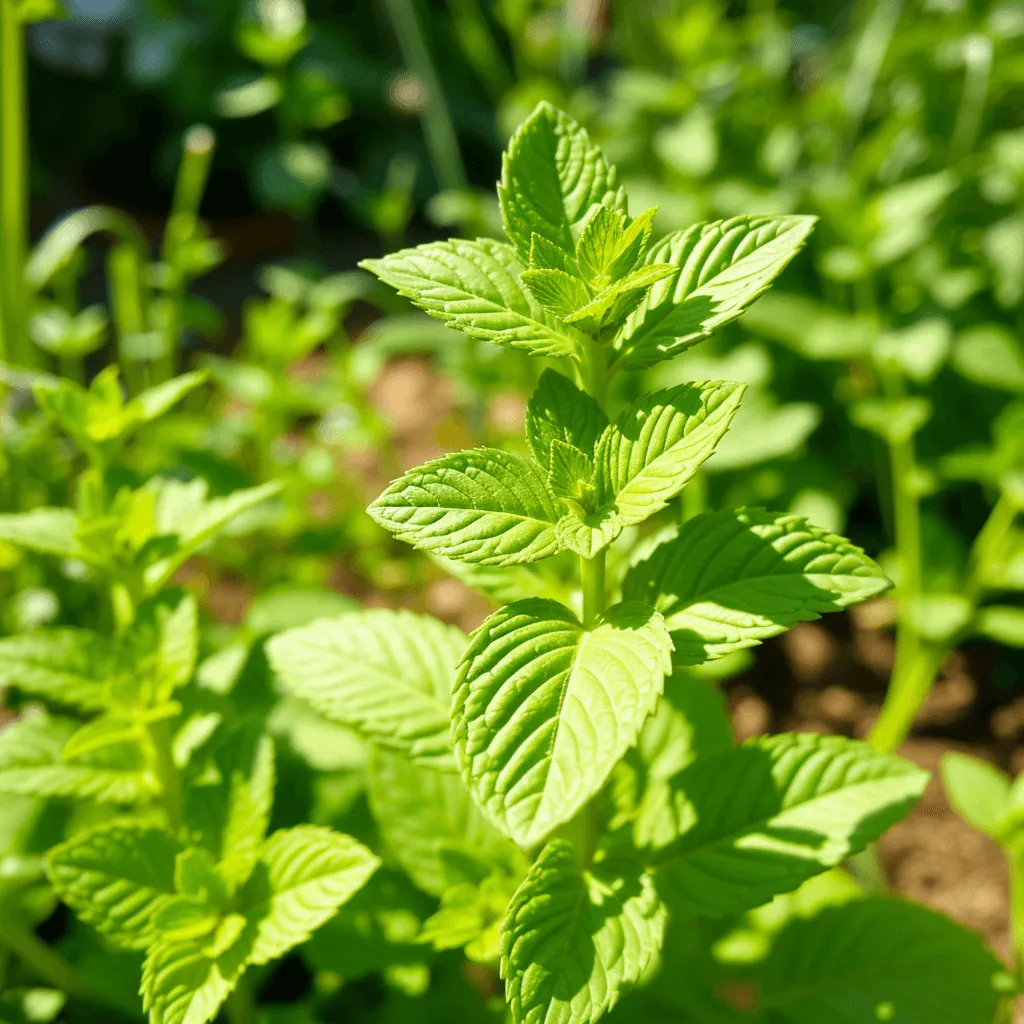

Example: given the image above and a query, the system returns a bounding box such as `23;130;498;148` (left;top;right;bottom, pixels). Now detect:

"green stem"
382;0;467;192
226;975;259;1024
0;919;91;999
159;125;215;384
1;0;30;365
108;241;150;396
868;636;947;753
1009;843;1024;994
950;34;992;162
681;471;708;523
581;552;605;628
147;716;183;832
842;0;903;150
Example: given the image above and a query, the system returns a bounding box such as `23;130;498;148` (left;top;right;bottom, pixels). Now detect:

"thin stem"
1009;843;1024;994
869;638;947;753
147;716;183;832
965;492;1017;604
1;0;30;365
581;553;605;628
0;918;91;998
950;34;992;162
158;125;215;384
108;241;150;396
842;0;903;150
382;0;467;192
681;471;708;523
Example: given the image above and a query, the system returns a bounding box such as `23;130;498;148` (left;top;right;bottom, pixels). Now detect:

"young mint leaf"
0;712;157;803
500;841;665;1024
129;371;208;424
623;508;891;665
547;439;595;504
241;825;380;966
61;713;144;761
555;505;623;559
369;449;561;566
367;748;523;898
141;934;244;1024
639;733;928;915
0;508;87;561
576;205;629;283
596;381;746;526
499;102;626;261
974;605;1024;647
175;848;230;907
940;753;1010;840
419;873;514;963
452;598;673;849
530;232;580;275
360;239;585;357
564;264;677;330
520;268;592;319
759;898;1001;1024
608;206;659;279
526;369;609;468
0;629;115;711
268;609;466;768
46;822;182;950
612;215;816;371
216;735;275;890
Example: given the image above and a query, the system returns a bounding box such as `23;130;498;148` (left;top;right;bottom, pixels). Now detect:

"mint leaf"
576;205;629;283
623;508;891;665
268;609;466;767
613;215;816;371
0;629;114;711
500;841;665;1024
217;736;275;889
360;239;584;357
526;369;609;468
141;933;243;1024
366;748;521;898
242;825;379;965
555;505;623;558
640;734;928;915
46;822;181;950
452;598;673;848
760;898;1001;1024
521;268;591;319
0;508;87;560
499;102;626;261
129;372;207;424
940;753;1010;840
0;712;156;803
369;449;561;566
596;382;746;526
547;439;595;504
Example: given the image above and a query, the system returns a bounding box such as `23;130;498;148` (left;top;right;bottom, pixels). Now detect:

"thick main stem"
1;0;29;365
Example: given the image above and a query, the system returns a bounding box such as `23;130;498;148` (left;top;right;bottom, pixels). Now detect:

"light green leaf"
564;264;677;328
521;268;592;319
0;713;156;803
871;319;951;384
129;372;208;423
555;506;623;559
241;825;379;965
0;629;114;711
849;397;932;445
641;733;928;915
360;239;584;357
596;382;746;526
45;822;181;950
369;449;561;566
940;753;1010;839
217;736;275;890
576;205;629;282
61;713;144;761
613;215;816;371
419;873;514;963
759;898;1001;1024
452;598;673;848
623;508;891;666
869;171;957;266
904;593;973;644
141;934;243;1024
951;324;1024;393
547;439;595;503
499;102;626;261
268;609;465;767
366;747;521;897
974;605;1024;647
500;841;665;1024
526;369;609;468
0;508;86;560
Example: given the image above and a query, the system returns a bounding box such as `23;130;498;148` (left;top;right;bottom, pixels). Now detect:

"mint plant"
268;104;1006;1023
0;369;381;1024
